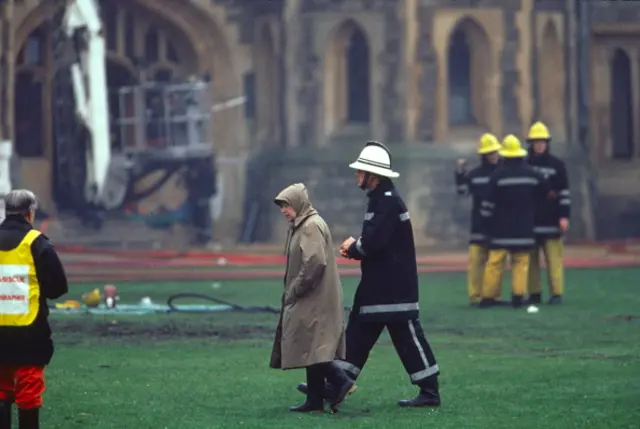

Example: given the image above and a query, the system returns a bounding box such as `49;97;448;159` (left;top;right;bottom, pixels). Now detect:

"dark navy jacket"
455;159;500;245
347;180;419;322
528;150;571;239
0;217;68;366
480;158;551;252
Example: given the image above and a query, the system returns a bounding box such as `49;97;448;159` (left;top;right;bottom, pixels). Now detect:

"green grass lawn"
34;268;640;428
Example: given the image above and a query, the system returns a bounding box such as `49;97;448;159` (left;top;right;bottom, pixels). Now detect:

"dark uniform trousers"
334;311;440;386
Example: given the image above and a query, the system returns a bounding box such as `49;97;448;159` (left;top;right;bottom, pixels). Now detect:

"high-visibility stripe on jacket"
455;160;500;244
528;152;571;239
347;180;420;322
481;158;551;251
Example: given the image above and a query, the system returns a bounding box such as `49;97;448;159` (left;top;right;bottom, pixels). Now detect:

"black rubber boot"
526;293;542;305
548;295;563;305
474;299;511;308
0;401;11;429
289;401;324;413
19;408;39;429
297;381;331;398
324;362;356;412
478;298;499;308
512;295;524;309
290;366;324;413
398;378;441;407
296;381;357;401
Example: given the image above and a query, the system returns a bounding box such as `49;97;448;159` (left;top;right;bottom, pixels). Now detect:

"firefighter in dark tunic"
298;141;441;407
455;133;503;306
525;122;570;305
479;136;551;308
0;190;68;429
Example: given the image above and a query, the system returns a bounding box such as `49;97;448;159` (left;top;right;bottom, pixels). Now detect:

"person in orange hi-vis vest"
0;190;68;429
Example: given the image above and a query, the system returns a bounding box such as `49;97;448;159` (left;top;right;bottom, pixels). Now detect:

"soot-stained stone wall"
244;144;591;247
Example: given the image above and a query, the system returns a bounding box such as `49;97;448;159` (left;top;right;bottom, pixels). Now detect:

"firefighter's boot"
548;295;563;305
512;295;524;309
526;293;541;305
398;378;441;407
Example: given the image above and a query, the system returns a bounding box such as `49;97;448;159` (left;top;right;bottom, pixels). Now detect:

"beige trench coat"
269;183;346;370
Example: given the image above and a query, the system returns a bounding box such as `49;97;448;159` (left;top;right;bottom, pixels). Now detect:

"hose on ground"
166;293;280;314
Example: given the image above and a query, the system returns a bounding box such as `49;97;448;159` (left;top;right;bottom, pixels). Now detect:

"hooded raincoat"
269;184;346;370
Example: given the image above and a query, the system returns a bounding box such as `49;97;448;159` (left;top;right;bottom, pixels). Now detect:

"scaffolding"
113;80;214;160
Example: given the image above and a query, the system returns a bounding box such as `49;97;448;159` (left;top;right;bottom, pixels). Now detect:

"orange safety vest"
0;229;41;327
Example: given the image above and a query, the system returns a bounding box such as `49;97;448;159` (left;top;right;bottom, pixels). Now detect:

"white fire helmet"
348;141;400;178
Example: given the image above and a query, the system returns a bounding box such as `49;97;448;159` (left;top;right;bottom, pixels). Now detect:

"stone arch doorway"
255;23;280;146
105;59;137;150
610;48;634;160
98;1;199;152
14;24;48;159
12;22;54;211
12;0;248;239
538;20;565;141
12;0;215;213
323;19;371;137
446;18;492;130
14;0;202;153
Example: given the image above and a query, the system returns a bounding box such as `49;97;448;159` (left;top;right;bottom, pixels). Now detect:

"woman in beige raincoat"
270;183;354;413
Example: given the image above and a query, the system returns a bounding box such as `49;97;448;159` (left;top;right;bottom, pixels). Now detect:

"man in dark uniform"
455;133;503;306
525;122;570;305
479;136;551;308
184;156;216;244
296;141;441;407
0;190;68;429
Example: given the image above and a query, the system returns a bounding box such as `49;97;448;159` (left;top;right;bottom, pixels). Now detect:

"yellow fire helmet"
527;121;551;141
477;133;501;155
82;288;102;308
499;135;527;158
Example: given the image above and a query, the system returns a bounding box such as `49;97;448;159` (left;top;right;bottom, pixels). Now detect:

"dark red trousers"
0;365;45;409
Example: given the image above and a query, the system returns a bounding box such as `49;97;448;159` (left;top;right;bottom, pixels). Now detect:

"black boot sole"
288;406;325;413
398;399;441;407
296;382;357;401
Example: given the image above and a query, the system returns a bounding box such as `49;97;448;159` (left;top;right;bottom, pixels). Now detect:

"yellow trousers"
468;244;504;303
528;238;564;296
482;250;530;298
468;244;489;303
